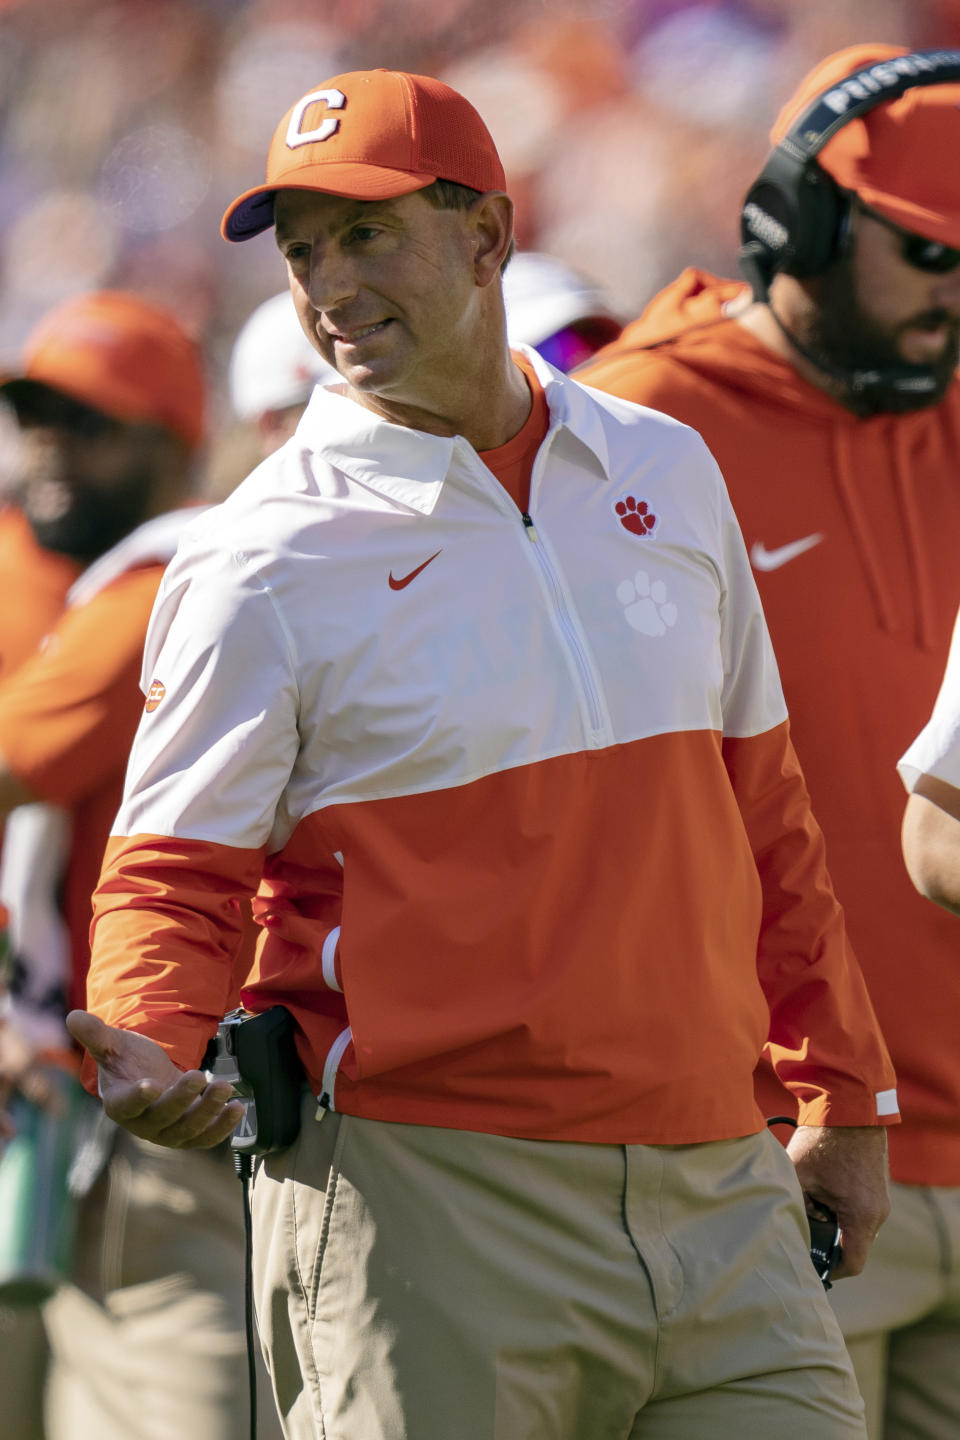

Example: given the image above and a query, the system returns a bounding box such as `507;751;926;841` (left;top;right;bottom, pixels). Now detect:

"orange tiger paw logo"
615;495;658;537
145;679;166;712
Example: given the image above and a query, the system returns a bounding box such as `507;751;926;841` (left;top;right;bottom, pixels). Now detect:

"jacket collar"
294;344;612;515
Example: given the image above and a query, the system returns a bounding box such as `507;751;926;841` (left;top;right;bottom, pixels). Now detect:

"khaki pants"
0;1127;283;1440
253;1101;865;1439
830;1180;960;1440
0;1300;48;1439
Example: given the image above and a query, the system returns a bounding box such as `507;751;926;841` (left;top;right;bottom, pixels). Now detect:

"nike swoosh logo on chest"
750;534;823;571
388;550;443;590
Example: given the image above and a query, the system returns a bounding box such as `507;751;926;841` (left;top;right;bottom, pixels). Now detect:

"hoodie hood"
606;267;859;422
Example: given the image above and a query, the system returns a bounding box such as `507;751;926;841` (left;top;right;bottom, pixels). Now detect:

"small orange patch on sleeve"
145;679;166;712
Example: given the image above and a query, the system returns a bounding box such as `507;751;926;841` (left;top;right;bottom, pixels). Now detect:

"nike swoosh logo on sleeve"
388;550;442;590
750;534;823;571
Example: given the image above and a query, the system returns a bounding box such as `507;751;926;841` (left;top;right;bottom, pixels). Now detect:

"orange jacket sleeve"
724;724;898;1127
0;566;164;805
82;832;268;1089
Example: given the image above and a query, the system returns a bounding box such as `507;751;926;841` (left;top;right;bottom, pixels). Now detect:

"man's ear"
469;192;514;287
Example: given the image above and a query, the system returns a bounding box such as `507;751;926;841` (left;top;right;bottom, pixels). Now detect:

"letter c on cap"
286;89;347;149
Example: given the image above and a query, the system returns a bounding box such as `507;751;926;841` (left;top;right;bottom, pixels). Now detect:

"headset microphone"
762;297;941;399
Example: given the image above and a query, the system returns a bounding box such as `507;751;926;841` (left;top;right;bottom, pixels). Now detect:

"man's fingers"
156;1097;246;1150
105;1067;203;1124
128;1093;245;1150
831;1229;868;1280
831;1201;888;1280
114;1070;242;1148
126;1070;228;1127
104;1077;168;1123
65;1010;116;1065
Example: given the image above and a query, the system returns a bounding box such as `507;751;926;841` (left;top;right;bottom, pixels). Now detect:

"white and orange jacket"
86;349;897;1144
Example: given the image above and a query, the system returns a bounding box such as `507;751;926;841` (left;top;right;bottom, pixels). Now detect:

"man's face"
274;188;482;422
9;387;159;560
807;205;960;415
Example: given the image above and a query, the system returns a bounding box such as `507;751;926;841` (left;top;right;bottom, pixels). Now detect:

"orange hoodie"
0;506;81;681
578;269;960;1185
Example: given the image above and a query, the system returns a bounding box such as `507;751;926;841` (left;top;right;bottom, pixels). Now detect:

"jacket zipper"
520;510;608;743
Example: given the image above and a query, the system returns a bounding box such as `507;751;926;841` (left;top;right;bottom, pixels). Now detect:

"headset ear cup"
739;174;796;297
739;151;848;292
782;165;844;277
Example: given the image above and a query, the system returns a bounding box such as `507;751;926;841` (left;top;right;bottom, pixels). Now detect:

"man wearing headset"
579;43;960;1440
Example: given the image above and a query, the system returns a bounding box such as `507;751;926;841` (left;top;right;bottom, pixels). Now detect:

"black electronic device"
765;1116;844;1289
204;1006;305;1440
204;1006;304;1156
806;1202;843;1290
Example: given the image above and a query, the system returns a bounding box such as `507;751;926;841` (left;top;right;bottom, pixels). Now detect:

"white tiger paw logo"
618;570;678;636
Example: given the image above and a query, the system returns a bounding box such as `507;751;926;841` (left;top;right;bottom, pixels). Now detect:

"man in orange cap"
0;291;282;1440
70;70;895;1439
578;42;960;1440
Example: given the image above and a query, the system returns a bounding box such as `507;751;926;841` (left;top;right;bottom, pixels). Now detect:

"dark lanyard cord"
235;1151;258;1440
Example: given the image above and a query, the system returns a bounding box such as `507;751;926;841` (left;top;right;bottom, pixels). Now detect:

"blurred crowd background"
1;0;959;439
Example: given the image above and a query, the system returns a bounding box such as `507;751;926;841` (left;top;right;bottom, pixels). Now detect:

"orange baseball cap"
1;290;206;450
771;44;960;249
222;68;506;242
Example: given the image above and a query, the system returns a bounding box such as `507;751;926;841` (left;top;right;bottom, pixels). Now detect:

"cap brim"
855;187;960;251
0;376;108;428
221;164;437;242
0;376;52;413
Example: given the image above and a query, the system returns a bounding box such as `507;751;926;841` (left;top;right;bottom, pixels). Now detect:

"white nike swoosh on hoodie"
750;534;824;572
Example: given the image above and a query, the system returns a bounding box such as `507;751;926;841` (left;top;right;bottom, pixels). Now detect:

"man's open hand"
65;1010;245;1149
787;1124;890;1280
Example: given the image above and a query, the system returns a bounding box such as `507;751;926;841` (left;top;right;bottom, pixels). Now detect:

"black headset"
739;48;960;304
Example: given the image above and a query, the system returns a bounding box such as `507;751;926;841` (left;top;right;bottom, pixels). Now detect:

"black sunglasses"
856;198;960;275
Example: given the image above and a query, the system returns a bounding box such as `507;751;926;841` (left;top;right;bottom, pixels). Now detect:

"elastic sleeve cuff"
795;1089;901;1128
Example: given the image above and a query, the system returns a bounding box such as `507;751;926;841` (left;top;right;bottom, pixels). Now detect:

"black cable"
765;298;939;399
234;1149;257;1440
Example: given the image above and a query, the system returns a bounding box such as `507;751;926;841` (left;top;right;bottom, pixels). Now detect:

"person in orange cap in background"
0;291;282;1440
578;42;960;1440
65;66;898;1439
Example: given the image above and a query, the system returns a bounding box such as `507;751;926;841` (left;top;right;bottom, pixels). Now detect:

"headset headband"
776;49;960;167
